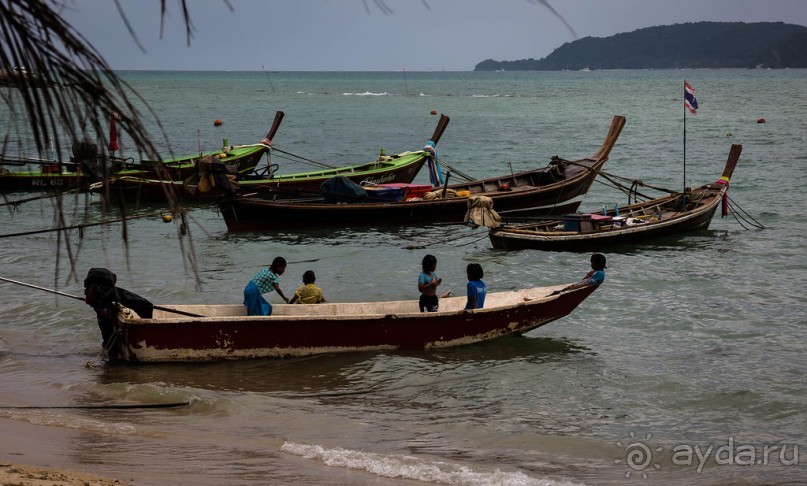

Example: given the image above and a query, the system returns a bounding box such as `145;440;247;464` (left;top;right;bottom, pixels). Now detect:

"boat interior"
455;156;593;196
241;150;426;182
133;285;570;321
504;185;721;234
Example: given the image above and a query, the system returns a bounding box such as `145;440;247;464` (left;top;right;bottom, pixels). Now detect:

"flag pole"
683;80;687;210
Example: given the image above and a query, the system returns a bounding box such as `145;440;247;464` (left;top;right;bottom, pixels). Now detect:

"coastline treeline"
476;21;807;71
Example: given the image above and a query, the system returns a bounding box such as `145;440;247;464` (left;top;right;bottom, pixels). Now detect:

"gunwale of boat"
243;151;428;183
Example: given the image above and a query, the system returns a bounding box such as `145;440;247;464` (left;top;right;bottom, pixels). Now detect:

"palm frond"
0;0;167;163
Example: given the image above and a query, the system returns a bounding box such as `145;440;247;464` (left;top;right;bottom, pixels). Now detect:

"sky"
61;0;807;71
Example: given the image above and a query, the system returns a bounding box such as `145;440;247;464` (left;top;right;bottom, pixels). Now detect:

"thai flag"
684;82;698;115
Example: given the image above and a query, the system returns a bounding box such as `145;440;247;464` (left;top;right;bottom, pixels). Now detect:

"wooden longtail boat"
98;114;451;202
110;283;598;363
0;144;268;193
218;115;626;232
488;144;742;252
0;112;284;193
0;159;95;192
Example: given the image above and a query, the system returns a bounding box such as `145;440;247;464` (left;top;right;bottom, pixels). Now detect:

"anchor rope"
725;193;765;229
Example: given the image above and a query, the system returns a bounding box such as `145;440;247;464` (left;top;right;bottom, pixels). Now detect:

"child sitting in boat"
418;254;451;312
584;253;607;286
464;263;487;310
243;256;289;316
555;253;607;293
289;270;326;304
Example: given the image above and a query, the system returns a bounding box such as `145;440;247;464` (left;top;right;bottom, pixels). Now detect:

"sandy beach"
0;463;126;486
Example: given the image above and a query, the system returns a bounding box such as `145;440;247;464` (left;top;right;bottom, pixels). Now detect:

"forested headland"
475;22;807;71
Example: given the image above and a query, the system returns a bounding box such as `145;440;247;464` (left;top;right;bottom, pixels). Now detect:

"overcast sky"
61;0;807;71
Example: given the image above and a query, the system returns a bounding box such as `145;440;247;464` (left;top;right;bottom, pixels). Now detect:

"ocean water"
1;69;805;485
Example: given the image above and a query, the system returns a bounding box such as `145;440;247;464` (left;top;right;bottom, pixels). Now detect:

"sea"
1;69;805;485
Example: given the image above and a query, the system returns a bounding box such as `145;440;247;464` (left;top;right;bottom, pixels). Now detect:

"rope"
0;401;192;410
603;171;679;194
403;227;488;249
269;146;337;169
84;332;118;368
591;169;664;204
1;187;86;208
455;232;492;247
730;210;751;230
725;193;765;229
229;142;272;150
0;209;180;239
564;159;678;202
439;161;475;182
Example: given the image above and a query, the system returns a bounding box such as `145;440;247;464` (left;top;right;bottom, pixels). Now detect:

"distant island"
475;21;807;71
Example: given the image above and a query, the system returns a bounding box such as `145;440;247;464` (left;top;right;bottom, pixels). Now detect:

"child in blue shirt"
465;263;487;310
418;254;450;312
555;253;607;294
243;256;289;316
584;253;606;285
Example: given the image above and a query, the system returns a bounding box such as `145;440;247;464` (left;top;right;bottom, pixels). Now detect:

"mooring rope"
269;146;337;169
1;187;86;208
403;227;488;250
0;400;192;410
84;330;121;368
0;209;180;239
726;193;765;229
564;159;677;202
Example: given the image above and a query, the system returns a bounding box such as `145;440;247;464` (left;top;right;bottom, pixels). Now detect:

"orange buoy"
162;214;173;223
430;109;437;115
757;118;766;124
214;119;223;126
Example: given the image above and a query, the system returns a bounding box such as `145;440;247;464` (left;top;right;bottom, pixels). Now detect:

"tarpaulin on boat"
321;176;368;203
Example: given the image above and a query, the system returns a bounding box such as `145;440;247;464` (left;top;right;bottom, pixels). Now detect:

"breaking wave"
281;441;583;486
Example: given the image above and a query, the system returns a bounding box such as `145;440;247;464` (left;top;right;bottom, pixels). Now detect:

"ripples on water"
1;70;806;485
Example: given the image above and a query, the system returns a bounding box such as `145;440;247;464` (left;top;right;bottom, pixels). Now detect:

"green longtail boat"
98;114;450;203
0;112;284;193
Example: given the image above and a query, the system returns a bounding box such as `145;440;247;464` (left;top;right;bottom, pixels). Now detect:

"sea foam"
281;441;583;486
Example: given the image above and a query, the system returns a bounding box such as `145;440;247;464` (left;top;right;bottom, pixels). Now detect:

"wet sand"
0;418;129;485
